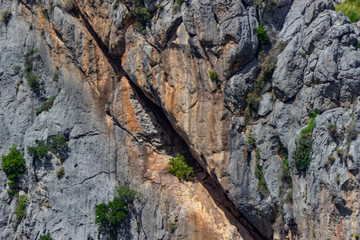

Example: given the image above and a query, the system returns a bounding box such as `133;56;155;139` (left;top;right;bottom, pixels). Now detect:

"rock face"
0;0;360;239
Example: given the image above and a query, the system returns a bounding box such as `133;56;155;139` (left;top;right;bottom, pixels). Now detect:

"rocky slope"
0;0;360;239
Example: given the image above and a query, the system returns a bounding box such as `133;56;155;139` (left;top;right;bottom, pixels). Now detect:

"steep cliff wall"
0;0;360;239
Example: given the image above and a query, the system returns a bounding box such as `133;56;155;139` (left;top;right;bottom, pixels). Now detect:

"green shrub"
292;111;319;170
248;137;256;147
355;234;359;240
23;48;40;93
95;184;138;239
13;65;21;73
328;154;335;163
255;149;269;196
300;111;319;135
56;166;65;178
40;232;53;240
36;96;56;115
245;56;276;116
335;0;360;23
28;134;68;160
1;10;11;24
335;176;340;185
15;195;28;222
1;145;26;187
168;153;194;182
25;71;40;92
256;24;269;45
132;7;151;34
293;134;312;170
346;118;356;142
167;221;178;233
336;148;345;156
48;134;67;155
27;140;49;160
209;71;217;81
173;0;185;13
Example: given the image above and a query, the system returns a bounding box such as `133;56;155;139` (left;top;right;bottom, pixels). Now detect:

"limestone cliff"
0;0;359;239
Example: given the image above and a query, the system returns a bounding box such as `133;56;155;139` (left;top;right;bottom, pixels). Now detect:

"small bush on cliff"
36;96;56;115
40;232;53;240
173;0;185;13
335;0;360;23
48;134;68;155
209;70;217;81
95;184;138;239
132;7;151;34
254;149;269;196
23;48;41;93
56;166;65;178
15;195;28;222
293;111;319;170
256;24;269;45
1;10;12;24
168;153;194;182
28;140;49;160
245;55;276;117
1;145;26;189
28;134;68;161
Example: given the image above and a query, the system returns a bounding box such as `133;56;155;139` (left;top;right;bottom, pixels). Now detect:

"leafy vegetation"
292;111;319;171
173;0;185;13
40;232;53;240
168;153;194;182
95;184;138;239
27;140;49;160
56;166;65;178
209;70;217;81
256;24;269;45
255;149;269;196
167;221;178;233
1;10;12;24
335;0;360;23
355;233;359;240
132;5;152;34
13;65;21;74
336;148;345;156
23;48;41;93
245;56;277;117
276;136;293;203
15;195;28;222
48;134;68;155
27;134;68;161
36;96;56;115
346;118;357;142
248;137;256;147
1;145;26;190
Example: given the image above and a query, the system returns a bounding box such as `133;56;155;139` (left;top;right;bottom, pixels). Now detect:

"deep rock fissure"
75;8;267;240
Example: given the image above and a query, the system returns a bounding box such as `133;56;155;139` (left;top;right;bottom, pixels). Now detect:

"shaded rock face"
1;0;360;239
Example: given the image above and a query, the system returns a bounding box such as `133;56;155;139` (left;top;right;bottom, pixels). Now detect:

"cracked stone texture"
1;0;360;239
